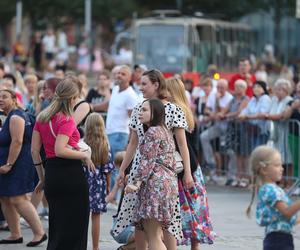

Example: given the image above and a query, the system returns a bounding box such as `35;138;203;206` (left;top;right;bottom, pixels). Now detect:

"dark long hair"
142;98;165;132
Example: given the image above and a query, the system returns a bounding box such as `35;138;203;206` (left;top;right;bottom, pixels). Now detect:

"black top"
86;89;105;104
73;100;92;138
177;123;199;179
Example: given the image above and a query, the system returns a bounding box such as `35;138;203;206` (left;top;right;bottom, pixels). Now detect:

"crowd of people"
0;54;299;250
185;58;300;190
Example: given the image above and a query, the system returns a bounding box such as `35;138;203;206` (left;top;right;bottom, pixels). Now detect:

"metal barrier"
198;118;300;190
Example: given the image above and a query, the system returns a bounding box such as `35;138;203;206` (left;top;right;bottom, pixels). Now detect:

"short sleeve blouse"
129;102;188;143
34;113;80;158
256;183;297;235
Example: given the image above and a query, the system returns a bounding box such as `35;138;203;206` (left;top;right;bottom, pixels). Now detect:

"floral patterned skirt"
133;168;178;231
178;167;215;245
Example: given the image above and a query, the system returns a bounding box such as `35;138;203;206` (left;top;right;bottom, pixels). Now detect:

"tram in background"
131;11;254;84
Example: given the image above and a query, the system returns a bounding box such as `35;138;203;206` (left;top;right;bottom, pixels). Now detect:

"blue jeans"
108;133;129;199
111;215;135;244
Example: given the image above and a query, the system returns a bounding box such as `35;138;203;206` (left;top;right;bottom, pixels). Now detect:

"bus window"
135;24;188;72
196;25;214;72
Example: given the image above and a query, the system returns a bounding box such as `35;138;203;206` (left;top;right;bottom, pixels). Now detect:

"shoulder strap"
73;100;86;111
49;120;57;138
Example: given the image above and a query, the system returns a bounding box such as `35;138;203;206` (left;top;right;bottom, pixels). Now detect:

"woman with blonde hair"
31;76;95;250
166;77;215;250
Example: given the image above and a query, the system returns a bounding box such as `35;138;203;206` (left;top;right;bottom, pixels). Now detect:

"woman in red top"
31;76;95;250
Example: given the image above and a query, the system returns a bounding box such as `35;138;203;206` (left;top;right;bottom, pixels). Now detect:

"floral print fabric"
133;126;178;232
178;167;215;245
86;156;114;213
256;183;297;235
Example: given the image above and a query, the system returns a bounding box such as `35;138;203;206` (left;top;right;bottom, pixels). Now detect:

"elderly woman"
0;89;46;246
265;79;293;184
238;81;271;186
221;79;249;186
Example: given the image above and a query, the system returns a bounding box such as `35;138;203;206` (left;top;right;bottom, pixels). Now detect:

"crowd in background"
183;58;300;190
0;49;300;249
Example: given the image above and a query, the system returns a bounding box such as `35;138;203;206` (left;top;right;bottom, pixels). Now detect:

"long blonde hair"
84;113;109;165
166;77;194;131
37;76;79;122
246;145;280;217
32;80;45;111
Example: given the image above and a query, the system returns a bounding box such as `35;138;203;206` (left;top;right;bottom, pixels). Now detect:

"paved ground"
1;185;299;250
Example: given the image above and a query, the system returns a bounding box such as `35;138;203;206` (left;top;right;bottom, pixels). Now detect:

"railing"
198;118;300;190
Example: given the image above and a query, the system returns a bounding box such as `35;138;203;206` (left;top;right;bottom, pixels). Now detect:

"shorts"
263;232;294;250
110;215;135;244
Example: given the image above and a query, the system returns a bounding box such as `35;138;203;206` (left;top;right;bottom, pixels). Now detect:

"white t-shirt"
206;91;233;113
42;35;56;53
106;86;138;134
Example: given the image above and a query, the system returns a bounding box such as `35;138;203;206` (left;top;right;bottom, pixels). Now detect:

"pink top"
34;113;80;158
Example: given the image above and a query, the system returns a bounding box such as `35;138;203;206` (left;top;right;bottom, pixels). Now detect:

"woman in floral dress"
113;69;194;250
125;98;178;250
166;77;215;249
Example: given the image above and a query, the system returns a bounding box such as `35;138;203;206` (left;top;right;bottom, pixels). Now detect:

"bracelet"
34;162;43;166
6;162;12;167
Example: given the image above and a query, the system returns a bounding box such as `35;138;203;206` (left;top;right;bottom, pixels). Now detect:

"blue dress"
0;109;35;196
85;154;114;213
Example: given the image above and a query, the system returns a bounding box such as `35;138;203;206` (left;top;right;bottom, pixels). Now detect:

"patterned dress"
133;126;178;230
256;183;297;235
85;155;114;213
178;168;215;245
112;102;186;239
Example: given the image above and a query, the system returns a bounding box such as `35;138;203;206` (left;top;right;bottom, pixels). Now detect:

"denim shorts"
263;232;294;250
110;215;135;244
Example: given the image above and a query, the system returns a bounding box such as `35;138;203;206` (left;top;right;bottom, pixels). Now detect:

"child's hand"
124;175;129;185
124;184;139;194
105;193;113;203
117;170;125;185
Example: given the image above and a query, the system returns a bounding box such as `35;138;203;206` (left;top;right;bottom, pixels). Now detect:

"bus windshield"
135;24;189;72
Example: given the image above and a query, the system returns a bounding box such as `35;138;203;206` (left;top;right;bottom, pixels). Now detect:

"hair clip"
259;161;266;167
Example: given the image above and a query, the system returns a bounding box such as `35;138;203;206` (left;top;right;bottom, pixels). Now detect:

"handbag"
49;120;92;158
174;150;184;174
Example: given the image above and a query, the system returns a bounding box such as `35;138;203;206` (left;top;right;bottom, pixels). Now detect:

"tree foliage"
0;0;296;27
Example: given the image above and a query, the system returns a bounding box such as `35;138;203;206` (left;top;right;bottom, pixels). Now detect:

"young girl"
247;145;300;250
84;113;114;250
125;98;178;250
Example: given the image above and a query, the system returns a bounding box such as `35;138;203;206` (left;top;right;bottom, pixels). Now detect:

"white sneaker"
230;180;239;187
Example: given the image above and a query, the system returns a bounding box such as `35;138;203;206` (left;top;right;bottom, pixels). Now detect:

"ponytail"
246;174;258;218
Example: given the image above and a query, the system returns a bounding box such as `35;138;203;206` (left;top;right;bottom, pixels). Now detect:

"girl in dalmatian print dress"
112;69;194;249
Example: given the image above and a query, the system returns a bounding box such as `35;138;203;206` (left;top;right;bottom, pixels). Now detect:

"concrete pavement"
0;185;299;250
